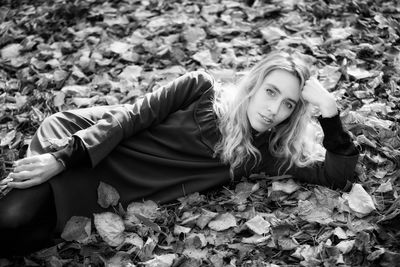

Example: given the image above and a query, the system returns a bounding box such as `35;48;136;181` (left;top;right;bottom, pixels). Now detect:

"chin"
252;125;268;133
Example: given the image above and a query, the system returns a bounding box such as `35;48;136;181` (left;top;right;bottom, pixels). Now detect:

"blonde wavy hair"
213;51;325;178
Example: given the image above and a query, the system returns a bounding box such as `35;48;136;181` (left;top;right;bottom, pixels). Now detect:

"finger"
7;179;40;189
0;177;14;185
8;171;36;181
13;163;37;173
14;156;40;166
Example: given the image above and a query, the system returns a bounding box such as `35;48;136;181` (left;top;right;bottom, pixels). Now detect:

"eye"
265;88;276;96
285;101;294;109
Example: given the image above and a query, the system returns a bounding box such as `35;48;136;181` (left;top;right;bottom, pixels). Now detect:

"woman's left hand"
302;76;338;118
0;153;64;190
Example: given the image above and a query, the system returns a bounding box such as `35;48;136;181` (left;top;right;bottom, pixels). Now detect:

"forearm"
318;113;358;156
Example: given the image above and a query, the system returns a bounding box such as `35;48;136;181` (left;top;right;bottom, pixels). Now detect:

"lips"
259;113;274;124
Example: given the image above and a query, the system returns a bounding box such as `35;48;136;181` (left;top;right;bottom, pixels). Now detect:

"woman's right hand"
0;153;64;190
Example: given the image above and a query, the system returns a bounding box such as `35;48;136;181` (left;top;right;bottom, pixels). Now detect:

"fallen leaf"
292;244;320;262
272;179;300;194
367;248;385;261
260;26;287;43
124;232;144;250
1;43;22;59
142;254;176;267
139;237;157;261
333;227;348;240
53;70;69;82
245;215;271;235
242;234;270;244
182;247;208;260
0;130;16;147
173;225;191;235
278;237;299;250
192;50;218;67
232;182;259;205
208;213;237;231
329;27;354;40
109;41;132;55
376;181;393;193
118;65;143;82
15;93;28;109
183;26;206;51
106;251;134;267
297;199;334;224
347;65;375;80
336;240;355;254
185;233;207;248
61;85;90;97
71;96;99;107
53;91;66;107
196;209;218;229
346;184;376;217
178;192;205;208
97;181;120;208
61;216;91;243
126;200;159;223
94;212;125;247
319;65;342;90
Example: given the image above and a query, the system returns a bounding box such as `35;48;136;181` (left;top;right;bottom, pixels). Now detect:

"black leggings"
0;182;57;257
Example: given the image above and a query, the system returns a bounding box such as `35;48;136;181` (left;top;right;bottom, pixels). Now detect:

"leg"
0;182;56;256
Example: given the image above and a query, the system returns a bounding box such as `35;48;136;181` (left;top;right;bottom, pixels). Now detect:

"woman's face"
247;69;301;133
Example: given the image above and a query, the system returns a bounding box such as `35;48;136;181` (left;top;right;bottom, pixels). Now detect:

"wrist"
319;100;338;118
50;153;67;172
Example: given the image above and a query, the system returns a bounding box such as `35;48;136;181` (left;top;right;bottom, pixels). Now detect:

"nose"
267;101;280;116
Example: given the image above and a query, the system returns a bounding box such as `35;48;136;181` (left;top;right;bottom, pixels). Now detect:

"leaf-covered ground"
1;0;400;266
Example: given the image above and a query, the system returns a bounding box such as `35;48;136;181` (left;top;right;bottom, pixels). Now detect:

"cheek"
276;109;294;123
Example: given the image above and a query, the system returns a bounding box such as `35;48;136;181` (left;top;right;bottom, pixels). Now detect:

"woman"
0;51;359;256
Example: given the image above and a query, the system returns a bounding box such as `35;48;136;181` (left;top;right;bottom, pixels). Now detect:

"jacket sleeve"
287;114;359;190
72;71;214;167
258;114;359;190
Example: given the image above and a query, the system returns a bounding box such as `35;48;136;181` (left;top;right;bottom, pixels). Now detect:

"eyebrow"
266;83;298;104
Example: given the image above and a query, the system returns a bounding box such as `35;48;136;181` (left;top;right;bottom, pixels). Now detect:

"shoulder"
164;71;215;99
182;71;215;89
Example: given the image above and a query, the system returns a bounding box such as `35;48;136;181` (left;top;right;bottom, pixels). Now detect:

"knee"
0;205;28;230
